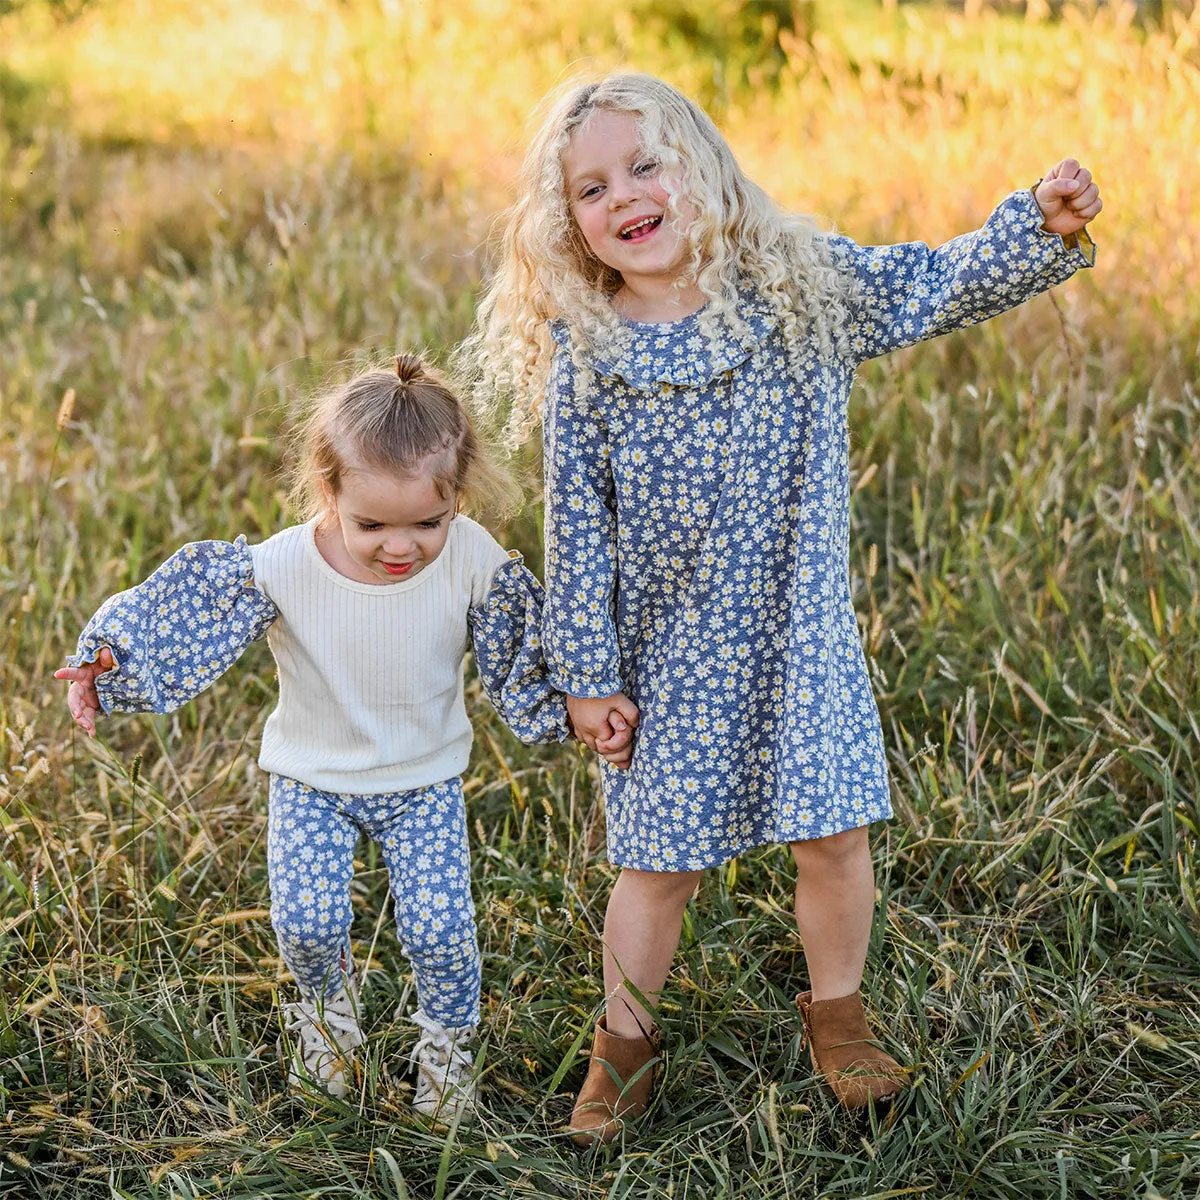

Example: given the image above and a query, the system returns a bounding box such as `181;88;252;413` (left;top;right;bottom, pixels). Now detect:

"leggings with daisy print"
267;774;480;1027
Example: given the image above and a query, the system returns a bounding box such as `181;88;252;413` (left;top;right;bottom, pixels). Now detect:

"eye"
579;183;603;201
355;521;381;531
418;518;444;530
633;158;659;177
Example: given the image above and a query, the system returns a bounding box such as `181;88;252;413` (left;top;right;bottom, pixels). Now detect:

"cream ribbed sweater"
248;515;511;794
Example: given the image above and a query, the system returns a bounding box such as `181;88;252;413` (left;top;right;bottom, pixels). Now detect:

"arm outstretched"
55;538;278;734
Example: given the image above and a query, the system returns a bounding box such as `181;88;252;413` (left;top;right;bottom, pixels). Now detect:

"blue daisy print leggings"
267;774;480;1027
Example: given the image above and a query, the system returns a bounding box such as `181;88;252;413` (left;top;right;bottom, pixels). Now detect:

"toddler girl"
472;74;1101;1144
55;355;571;1121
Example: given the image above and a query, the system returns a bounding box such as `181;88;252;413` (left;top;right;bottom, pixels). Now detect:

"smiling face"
563;109;697;300
317;460;455;585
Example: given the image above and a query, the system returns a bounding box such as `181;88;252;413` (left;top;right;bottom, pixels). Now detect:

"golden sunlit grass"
2;2;1199;1197
5;1;1199;339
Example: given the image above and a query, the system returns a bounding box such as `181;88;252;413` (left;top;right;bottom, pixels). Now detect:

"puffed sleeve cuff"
68;537;278;716
546;666;626;701
1025;185;1097;268
469;555;571;744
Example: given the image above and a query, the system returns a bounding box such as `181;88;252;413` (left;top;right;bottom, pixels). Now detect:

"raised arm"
839;160;1099;364
55;538;278;734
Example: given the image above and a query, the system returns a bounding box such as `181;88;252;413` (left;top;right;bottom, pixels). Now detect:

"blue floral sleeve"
836;188;1095;364
469;555;570;744
541;341;625;698
68;538;278;715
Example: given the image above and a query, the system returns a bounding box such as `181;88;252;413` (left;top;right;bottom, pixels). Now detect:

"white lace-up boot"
282;966;364;1099
410;1008;479;1123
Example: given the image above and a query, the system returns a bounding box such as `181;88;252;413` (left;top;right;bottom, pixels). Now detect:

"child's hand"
1035;159;1102;236
567;693;640;770
53;647;115;737
596;707;638;769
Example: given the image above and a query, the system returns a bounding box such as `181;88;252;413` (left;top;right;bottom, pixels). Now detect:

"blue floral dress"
542;189;1094;872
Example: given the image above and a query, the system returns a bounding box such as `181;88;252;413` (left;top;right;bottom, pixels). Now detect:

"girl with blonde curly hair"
471;72;1101;1143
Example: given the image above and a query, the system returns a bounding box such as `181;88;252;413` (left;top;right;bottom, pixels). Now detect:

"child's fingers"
596;726;634;753
598;712;635;745
572;727;598;752
53;648;115;684
54;665;99;683
1045;177;1080;197
1067;182;1099;213
611;694;640;726
576;720;612;752
66;684;95;731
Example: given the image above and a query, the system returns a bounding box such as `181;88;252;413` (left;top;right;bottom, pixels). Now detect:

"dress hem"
604;806;894;872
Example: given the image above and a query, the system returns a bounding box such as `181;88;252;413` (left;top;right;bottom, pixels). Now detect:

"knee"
620;867;703;909
271;887;352;953
790;825;868;869
394;893;478;965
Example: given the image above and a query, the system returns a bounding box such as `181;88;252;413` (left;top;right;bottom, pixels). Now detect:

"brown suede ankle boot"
796;990;907;1110
568;1017;661;1147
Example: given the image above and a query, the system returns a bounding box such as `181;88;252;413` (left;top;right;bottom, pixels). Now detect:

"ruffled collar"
550;288;778;391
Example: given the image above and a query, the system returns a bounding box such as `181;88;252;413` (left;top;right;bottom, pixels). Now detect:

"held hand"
53;647;115;737
1035;159;1102;237
567;692;640;771
596;707;639;770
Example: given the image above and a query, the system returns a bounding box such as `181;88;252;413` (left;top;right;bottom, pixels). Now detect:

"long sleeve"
468;556;570;744
837;188;1096;364
541;343;624;698
68;538;278;715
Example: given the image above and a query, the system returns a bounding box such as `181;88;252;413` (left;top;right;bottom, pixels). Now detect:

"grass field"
2;1;1199;1196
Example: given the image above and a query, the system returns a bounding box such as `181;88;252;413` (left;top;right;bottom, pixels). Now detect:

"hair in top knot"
394;353;426;384
289;352;521;524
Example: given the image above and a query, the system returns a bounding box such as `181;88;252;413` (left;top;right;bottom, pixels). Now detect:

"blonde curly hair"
466;73;858;444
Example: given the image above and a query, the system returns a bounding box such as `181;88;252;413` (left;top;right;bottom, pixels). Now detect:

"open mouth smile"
617;215;663;241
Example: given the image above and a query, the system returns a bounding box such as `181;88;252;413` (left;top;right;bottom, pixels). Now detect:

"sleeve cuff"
1029;183;1097;267
469;556;571;744
547;671;626;700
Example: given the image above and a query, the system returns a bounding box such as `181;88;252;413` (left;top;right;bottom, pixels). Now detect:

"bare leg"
602;867;703;1037
790;826;875;1001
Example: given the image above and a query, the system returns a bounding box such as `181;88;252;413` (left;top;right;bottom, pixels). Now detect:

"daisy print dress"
543;189;1094;872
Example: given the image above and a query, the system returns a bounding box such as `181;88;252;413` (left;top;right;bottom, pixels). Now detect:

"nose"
383;532;416;558
608;173;639;210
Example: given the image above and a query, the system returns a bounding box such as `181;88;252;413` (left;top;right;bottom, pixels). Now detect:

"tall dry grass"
1;2;1198;1196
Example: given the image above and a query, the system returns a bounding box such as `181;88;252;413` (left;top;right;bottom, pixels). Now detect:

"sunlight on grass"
2;1;1199;1196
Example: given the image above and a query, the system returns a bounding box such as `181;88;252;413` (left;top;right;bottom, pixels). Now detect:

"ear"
319;480;339;522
